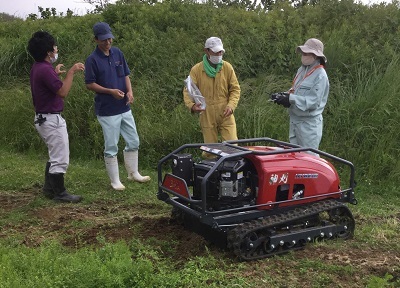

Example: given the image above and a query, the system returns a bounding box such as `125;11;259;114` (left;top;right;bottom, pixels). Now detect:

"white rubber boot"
104;157;125;190
124;150;151;183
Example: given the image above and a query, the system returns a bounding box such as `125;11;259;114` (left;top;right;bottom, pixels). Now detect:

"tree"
83;0;112;13
27;13;37;20
38;6;52;19
67;9;74;18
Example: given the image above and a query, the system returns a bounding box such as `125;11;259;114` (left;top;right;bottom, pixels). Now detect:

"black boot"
48;173;82;203
43;162;54;199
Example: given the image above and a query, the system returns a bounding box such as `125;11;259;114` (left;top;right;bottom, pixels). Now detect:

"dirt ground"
1;187;399;287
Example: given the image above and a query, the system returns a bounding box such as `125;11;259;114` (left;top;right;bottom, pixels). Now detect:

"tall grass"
0;0;399;182
323;57;400;183
235;74;291;139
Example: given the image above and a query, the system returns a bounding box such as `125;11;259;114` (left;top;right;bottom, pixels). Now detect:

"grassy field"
0;147;399;288
1;1;399;287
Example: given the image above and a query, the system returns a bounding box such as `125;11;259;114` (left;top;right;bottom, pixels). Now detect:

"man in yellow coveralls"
183;37;241;144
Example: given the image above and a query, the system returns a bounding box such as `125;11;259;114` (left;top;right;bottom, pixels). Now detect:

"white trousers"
34;114;69;174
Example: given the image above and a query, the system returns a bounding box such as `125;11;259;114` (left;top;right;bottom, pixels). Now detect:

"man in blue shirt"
85;22;150;190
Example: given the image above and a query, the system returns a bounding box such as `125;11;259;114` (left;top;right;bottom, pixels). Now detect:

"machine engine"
192;158;256;210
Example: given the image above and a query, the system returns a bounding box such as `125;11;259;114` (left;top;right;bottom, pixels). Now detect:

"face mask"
301;55;316;66
50;53;58;64
209;55;222;64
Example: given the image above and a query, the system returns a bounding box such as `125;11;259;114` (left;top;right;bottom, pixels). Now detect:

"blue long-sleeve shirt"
288;61;329;119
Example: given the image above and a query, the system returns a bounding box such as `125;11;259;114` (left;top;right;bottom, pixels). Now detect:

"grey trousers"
34;113;69;174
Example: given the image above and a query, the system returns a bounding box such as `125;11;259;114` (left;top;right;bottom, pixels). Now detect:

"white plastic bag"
184;76;206;109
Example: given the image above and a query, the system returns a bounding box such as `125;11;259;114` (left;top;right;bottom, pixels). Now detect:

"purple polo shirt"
30;61;64;113
85;46;131;116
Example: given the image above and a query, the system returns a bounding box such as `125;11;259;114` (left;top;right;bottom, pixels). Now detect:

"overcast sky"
0;0;391;19
0;0;117;18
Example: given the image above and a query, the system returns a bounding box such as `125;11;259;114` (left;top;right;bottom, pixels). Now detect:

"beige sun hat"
296;38;327;63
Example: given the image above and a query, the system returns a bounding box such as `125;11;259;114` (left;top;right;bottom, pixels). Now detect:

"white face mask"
301;55;316;66
50;53;58;64
209;55;222;65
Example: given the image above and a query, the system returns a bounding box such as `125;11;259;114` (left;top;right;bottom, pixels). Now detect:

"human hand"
270;92;290;108
270;92;281;102
191;103;206;113
55;64;66;75
111;89;125;100
223;106;233;117
126;91;134;105
69;62;85;74
275;92;290;108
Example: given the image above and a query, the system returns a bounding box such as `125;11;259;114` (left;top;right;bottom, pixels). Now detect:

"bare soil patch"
0;187;399;287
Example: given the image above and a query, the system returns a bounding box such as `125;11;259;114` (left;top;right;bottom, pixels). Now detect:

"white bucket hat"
297;38;327;63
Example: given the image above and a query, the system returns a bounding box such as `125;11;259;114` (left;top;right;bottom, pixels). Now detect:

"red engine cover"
245;146;341;208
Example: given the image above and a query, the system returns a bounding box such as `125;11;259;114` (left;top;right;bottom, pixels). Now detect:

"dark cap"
93;22;114;41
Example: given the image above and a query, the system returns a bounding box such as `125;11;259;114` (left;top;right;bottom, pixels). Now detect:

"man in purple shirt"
85;22;150;190
28;31;85;203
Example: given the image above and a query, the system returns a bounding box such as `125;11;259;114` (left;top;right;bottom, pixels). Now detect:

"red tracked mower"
157;138;357;260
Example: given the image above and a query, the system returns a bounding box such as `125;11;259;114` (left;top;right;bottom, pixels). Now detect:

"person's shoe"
43;162;54;199
48;173;82;203
53;191;82;203
124;150;151;183
104;156;126;190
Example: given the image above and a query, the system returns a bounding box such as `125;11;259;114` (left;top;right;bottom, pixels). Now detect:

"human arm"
183;85;195;111
183;66;205;113
225;64;240;117
85;82;125;100
184;88;205;113
125;75;134;105
56;62;85;98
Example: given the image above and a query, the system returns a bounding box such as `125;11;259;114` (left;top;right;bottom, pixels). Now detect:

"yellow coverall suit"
183;61;241;143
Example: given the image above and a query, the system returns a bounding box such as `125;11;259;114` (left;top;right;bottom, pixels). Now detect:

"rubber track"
227;199;354;261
